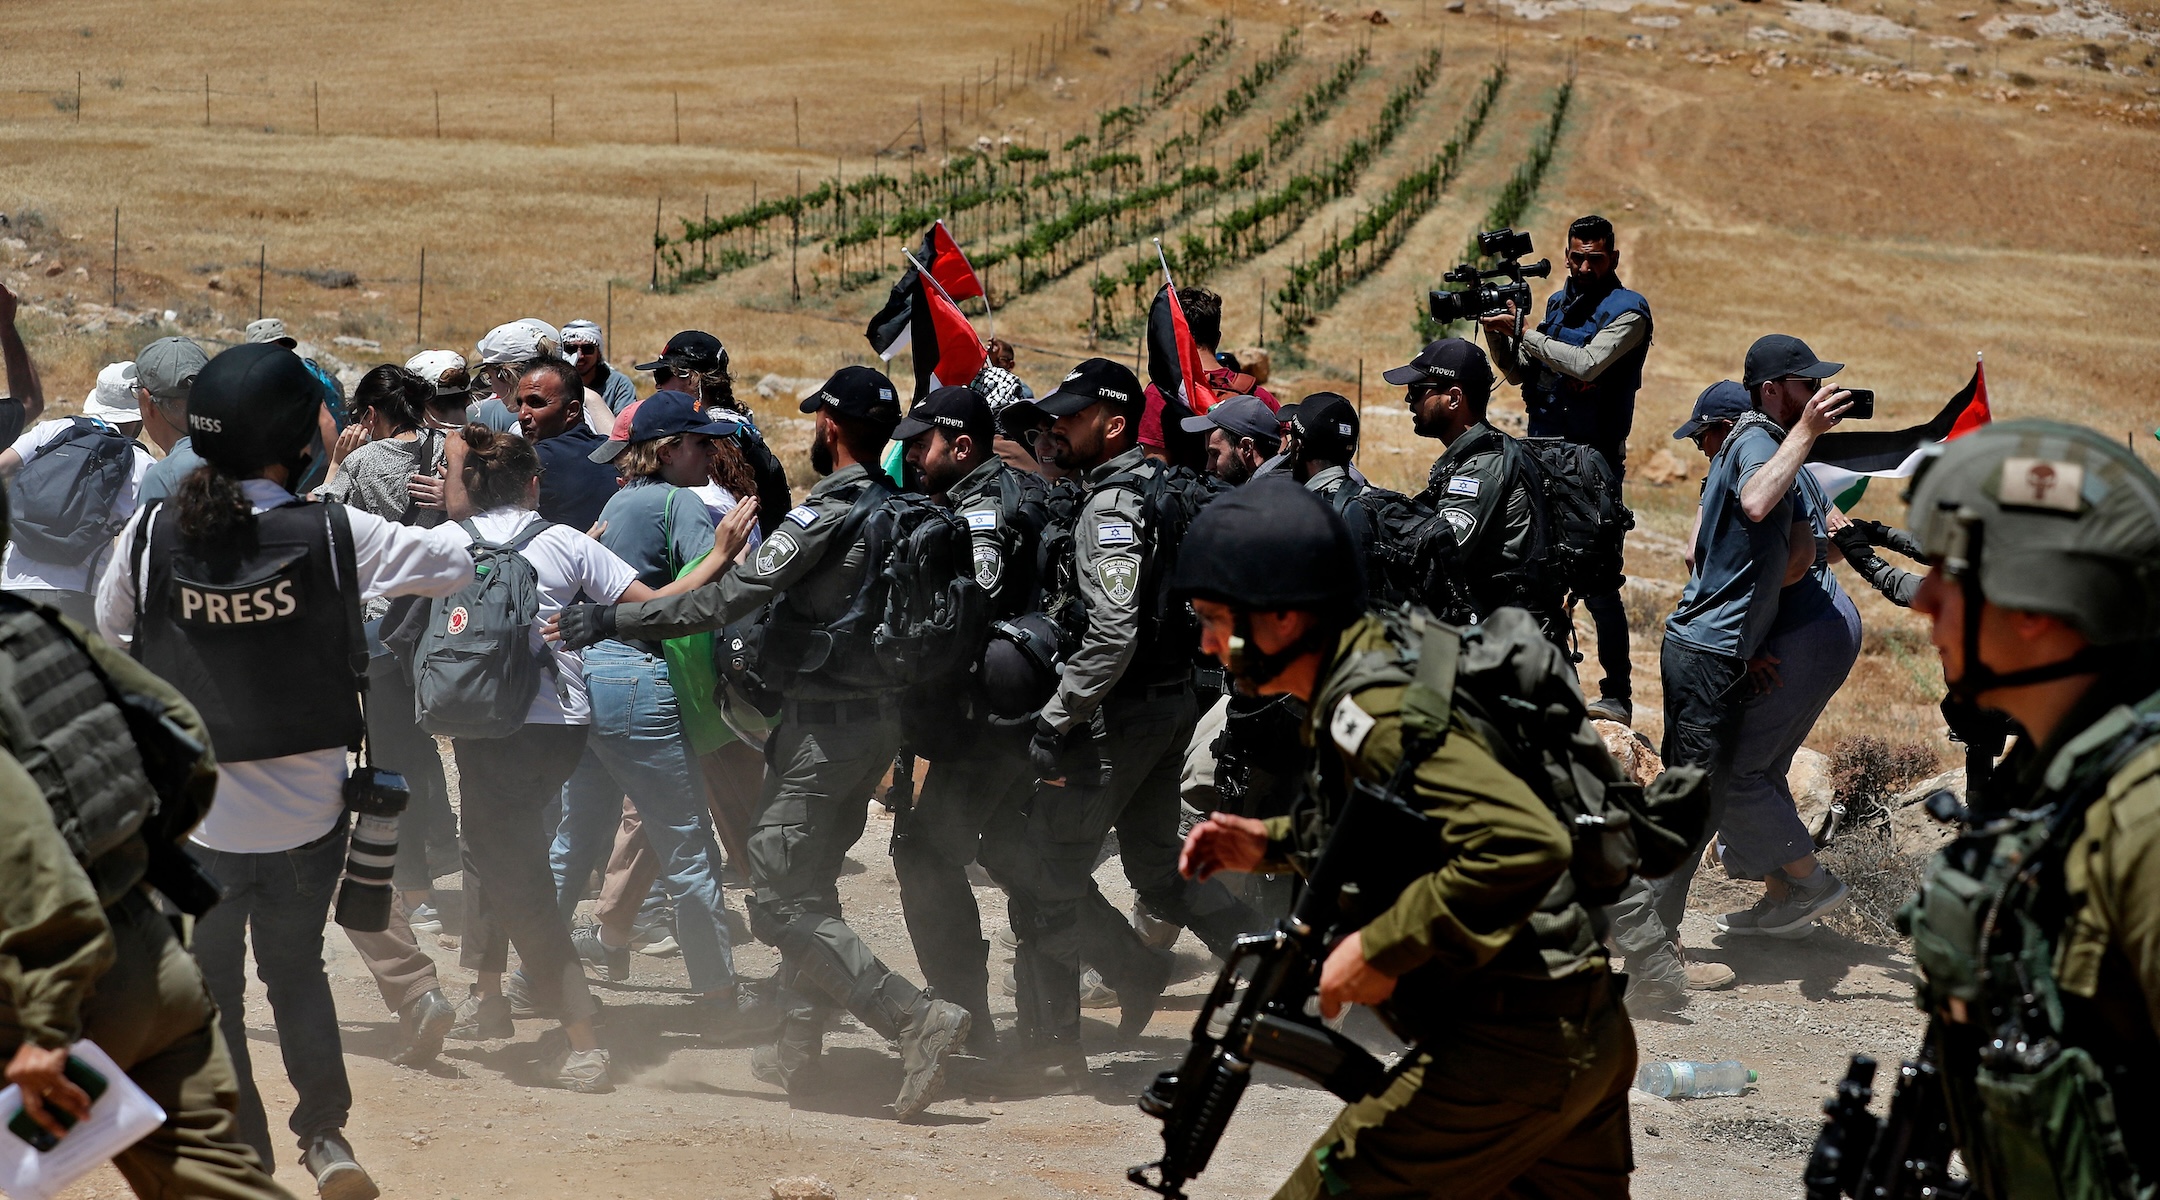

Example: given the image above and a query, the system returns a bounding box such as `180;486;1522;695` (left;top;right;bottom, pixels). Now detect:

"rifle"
1129;778;1439;1199
1805;1038;1970;1200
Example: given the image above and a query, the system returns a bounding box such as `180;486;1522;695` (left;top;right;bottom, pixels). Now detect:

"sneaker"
448;988;512;1041
1715;895;1778;937
1585;695;1634;726
1132;902;1182;952
1078;968;1118;1009
406;903;443;935
1760;871;1850;938
390;988;456;1068
552;1047;613;1094
572;925;631;983
894;999;971;1121
631;910;680;957
300;1131;379;1200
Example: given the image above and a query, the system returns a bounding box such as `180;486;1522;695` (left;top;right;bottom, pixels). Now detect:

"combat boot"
750;1006;828;1096
1623;940;1692;1016
894;998;971;1121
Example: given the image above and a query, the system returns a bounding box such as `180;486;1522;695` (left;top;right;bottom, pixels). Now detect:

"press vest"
133;500;364;762
1526;281;1651;448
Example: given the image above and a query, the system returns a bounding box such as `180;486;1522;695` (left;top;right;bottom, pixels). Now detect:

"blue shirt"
1768;464;1845;636
1664;423;1797;659
533;425;619;533
138;436;207;506
594;479;714;590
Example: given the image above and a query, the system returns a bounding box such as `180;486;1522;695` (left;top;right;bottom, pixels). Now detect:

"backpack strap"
1397;614;1459;761
325;502;369;757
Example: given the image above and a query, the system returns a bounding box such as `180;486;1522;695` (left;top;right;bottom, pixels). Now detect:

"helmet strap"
1946;519;2109;704
1226;610;1330;697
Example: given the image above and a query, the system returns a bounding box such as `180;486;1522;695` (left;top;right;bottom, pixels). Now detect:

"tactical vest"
1901;694;2160;1200
951;463;1050;621
133;499;366;762
1039;460;1213;692
1525;281;1651;448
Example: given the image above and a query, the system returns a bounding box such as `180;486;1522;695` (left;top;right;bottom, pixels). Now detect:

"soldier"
1383;338;1552;630
1890;421;2160;1193
891;385;1048;1057
1175;480;1634;1199
550;365;970;1121
980;358;1262;1090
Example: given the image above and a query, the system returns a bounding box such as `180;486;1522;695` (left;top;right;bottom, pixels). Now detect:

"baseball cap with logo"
894;385;995;444
1381;337;1494;402
589;392;741;464
635;330;728;375
406;350;472;397
1026;357;1143;419
1280;391;1360;461
1741;334;1843;389
244;317;298;348
82;362;142;423
134;336;209;403
1179;394;1282;444
797;365;902;428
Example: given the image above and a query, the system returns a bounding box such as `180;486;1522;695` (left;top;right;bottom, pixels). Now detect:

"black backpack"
1040;462;1217;676
1517;437;1632;600
9;418;139;565
1335;484;1483;623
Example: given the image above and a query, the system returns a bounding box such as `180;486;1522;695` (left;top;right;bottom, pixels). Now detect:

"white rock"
1789;747;1834;829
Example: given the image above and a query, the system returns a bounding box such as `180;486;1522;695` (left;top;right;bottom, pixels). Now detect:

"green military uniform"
981;446;1258;1049
894;456;1043;1052
1259;613;1634;1199
608;462;947;1085
0;600;292;1200
1420;420;1540;620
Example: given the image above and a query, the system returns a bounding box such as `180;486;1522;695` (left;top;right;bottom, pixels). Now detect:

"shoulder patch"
1446;475;1481;498
752;530;800;575
785;505;819;528
973;543;1005;592
1442;508;1476;540
1330;696;1378;756
965;508;999;533
1097;519;1136;547
1094;552;1141;606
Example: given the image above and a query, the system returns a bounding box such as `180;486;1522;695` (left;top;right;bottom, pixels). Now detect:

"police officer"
1890;421;2160;1194
97;343;476;1194
1383;338;1551;631
550;364;971;1122
1480;213;1651;725
890;385;1047;1059
0;492;294;1200
1175;480;1633;1199
982;358;1261;1089
1280;391;1375;566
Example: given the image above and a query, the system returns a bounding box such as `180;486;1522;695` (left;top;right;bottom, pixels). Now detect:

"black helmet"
981;613;1063;719
187;343;323;477
1169;478;1364;619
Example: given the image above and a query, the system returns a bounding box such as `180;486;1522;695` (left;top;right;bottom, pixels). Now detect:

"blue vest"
1524;280;1651;448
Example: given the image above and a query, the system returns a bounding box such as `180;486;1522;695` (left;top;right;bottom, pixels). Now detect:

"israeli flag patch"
1446;475;1481;498
1097;520;1136;547
786;505;819;528
966;509;999;533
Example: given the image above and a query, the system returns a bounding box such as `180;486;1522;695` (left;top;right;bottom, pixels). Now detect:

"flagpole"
903;247;972;315
1153;237;1175;290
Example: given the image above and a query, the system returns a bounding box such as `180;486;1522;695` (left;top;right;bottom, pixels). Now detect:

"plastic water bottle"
1635;1059;1756;1098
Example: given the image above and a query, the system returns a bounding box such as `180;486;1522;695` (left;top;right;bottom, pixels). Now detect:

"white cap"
83;361;142;423
474;322;543;365
406;350;471;396
560;319;603;350
515;318;564;359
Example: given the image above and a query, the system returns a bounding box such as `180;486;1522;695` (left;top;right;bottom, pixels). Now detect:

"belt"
784;696;889;725
1418;967;1615;1022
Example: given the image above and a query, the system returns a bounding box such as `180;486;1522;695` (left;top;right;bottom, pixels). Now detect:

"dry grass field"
5;0;2158;1196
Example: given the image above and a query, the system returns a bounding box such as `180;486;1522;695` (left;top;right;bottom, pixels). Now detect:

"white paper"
0;1041;166;1200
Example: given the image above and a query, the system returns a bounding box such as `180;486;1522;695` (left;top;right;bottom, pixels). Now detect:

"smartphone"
7;1055;109;1152
1839;388;1875;420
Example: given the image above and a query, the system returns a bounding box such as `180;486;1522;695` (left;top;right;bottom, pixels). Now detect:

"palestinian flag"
863;221;983;361
1805;356;1993;511
913;280;987;398
1145;282;1219;416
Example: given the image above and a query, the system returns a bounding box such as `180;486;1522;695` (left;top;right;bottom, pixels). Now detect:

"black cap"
798;364;903;427
635;330;728;374
1741;334;1843;389
894;385;995;444
1027;357;1142;418
187;343;324;474
1178;394;1281;443
1381;337;1494;402
1282;391;1360;460
1673;380;1751;440
1169;478;1364;619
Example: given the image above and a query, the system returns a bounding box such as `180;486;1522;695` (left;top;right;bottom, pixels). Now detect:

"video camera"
1427;228;1552;325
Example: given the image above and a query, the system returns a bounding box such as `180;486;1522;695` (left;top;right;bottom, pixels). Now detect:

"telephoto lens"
334;766;411;932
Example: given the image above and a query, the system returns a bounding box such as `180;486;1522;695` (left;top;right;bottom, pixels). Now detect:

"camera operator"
1478;214;1650;725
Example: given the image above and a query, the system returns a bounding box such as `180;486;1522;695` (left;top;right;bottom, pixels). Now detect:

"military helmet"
1169;478;1364;620
1908;419;2160;646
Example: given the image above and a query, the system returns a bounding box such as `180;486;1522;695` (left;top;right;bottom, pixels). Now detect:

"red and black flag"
864;221;982;363
1145;279;1219;418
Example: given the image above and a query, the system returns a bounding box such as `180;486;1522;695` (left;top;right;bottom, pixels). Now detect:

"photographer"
1479;214;1650;724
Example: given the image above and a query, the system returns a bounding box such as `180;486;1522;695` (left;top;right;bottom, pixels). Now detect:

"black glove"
1830;523;1875;566
555;603;616;652
1029;720;1065;779
1856;519;1925;561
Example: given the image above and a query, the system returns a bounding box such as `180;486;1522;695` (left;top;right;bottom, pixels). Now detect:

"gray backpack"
413;519;555;738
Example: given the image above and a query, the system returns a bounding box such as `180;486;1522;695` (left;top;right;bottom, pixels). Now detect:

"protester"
514;357;618;532
1180;394;1281;486
0;361;154;626
246;318;347;493
98;343;476;1196
0;282;46;445
1138;286;1277;467
561;319;636;416
134;335;211;507
638;329;792;535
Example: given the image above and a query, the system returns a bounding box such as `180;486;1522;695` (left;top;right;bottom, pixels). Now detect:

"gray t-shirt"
319;431;445;525
472;397;520;434
137;436;207;507
1664;423;1796;659
594;479;715;591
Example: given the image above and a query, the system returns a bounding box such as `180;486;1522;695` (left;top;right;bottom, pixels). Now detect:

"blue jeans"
1716;589;1863;878
552;640;736;993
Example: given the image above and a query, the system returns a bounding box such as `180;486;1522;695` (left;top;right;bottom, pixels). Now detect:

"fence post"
110;207;119;307
651;196;662;289
76;72;83;123
416;247;425;343
256;244;265;320
204;74;211;127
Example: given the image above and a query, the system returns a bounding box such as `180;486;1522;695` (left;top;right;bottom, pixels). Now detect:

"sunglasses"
1565;251;1611;267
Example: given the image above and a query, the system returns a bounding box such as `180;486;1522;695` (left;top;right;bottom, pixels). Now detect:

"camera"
334;765;410;933
1427;227;1553;325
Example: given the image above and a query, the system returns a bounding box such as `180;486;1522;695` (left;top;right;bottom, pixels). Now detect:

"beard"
810;436;835;477
1217;456;1253;487
1050;435;1082;471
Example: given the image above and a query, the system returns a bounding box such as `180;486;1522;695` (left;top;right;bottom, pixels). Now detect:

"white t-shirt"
97;479;475;854
690;483;762;550
453;507;638;726
1;418;155;594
